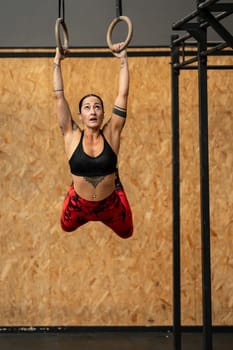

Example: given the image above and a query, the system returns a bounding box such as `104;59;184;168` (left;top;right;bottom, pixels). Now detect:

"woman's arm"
112;44;129;131
102;43;130;155
103;43;130;153
53;48;73;135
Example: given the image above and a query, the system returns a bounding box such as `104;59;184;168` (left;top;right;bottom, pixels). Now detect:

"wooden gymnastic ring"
55;17;69;54
106;16;133;52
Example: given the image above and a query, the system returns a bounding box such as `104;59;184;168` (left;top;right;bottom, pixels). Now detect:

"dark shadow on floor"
0;331;232;350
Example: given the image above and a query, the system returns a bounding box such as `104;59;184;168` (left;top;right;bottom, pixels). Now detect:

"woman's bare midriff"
72;173;116;201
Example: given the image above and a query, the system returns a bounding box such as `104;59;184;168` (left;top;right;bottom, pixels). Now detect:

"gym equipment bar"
170;1;233;350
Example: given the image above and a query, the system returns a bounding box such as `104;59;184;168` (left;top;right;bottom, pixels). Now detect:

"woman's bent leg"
101;189;133;239
60;184;88;232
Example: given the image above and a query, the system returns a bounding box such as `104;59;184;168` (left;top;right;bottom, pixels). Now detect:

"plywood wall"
0;50;232;326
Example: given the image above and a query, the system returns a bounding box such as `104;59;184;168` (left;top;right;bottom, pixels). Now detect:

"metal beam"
172;9;199;30
197;21;213;350
171;35;182;350
198;0;220;9
208;3;233;12
200;8;233;48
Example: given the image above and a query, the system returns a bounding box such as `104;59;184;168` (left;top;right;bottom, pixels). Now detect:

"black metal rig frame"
171;1;233;350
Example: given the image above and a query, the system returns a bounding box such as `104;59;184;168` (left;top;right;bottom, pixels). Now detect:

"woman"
53;43;133;239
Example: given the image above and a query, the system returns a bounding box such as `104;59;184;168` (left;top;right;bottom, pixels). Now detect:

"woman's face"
79;96;104;129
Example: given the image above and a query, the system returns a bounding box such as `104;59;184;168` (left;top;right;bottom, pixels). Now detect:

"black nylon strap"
58;0;65;21
116;0;122;17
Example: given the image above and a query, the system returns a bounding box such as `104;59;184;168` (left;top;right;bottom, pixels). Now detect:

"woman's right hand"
54;47;69;64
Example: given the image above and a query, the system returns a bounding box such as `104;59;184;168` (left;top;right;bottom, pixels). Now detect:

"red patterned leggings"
60;182;133;239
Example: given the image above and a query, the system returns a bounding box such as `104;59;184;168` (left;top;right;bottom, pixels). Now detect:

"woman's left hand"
112;42;127;58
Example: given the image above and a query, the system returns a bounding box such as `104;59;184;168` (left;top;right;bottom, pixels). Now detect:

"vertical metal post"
197;2;213;349
171;35;182;350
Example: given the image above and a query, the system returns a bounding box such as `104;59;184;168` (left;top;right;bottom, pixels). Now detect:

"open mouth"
89;117;97;122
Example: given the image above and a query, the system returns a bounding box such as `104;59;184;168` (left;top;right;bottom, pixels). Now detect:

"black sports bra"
69;131;117;177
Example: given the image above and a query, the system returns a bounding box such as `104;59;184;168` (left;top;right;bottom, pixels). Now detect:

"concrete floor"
0;331;232;350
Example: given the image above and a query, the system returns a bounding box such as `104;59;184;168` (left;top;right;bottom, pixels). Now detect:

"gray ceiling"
0;0;232;47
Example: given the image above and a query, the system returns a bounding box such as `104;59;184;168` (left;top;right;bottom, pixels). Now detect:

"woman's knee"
60;219;77;233
115;224;134;239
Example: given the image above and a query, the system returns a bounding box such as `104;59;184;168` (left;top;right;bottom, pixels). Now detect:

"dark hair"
78;94;104;113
